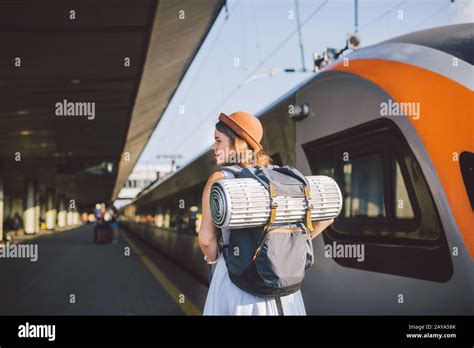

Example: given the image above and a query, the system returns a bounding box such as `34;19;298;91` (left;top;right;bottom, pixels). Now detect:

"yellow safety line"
120;231;202;316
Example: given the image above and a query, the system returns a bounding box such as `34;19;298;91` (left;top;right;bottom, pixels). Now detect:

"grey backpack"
217;164;315;298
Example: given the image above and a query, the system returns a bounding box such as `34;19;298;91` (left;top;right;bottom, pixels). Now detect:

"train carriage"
121;24;473;315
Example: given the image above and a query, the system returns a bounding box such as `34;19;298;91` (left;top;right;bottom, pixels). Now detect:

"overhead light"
16;110;31;116
23;142;55;149
83;161;113;175
71;79;80;84
19;130;33;136
53;152;73;158
347;34;360;49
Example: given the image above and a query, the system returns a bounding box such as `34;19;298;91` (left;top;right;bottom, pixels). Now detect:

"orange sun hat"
218;111;263;152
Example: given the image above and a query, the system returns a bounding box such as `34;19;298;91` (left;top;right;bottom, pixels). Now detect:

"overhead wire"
157;0;242;145
173;0;330;155
358;1;406;33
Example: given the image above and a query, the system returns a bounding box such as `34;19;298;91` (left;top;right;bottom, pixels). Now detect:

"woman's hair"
215;121;272;168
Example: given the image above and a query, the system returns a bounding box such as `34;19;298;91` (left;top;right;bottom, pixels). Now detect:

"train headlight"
289;103;310;121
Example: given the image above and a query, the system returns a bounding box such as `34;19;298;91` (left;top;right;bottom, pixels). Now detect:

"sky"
134;0;473;171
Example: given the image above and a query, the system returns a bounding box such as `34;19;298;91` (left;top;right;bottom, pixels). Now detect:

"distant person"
175;213;185;233
94;203;104;220
188;210;197;235
110;208;119;244
93;203;107;243
3;215;13;233
12;213;22;231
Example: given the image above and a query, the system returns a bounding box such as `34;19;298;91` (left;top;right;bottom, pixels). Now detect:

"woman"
198;111;333;315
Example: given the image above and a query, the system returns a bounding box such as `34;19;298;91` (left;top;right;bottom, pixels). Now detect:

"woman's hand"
198;171;225;262
309;219;334;239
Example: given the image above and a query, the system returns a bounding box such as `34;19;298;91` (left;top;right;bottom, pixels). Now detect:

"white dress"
203;226;307;315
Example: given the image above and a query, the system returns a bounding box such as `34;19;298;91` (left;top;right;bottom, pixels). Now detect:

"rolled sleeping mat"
210;175;343;229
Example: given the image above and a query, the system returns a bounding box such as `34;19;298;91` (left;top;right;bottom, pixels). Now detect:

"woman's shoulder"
202;171;225;197
206;170;225;183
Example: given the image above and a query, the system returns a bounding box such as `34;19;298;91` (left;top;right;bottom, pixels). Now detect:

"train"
120;23;473;315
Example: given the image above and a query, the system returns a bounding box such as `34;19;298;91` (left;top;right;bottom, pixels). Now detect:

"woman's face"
212;129;234;166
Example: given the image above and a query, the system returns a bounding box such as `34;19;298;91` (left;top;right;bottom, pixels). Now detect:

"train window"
313;154;334;178
342;152;386;218
341;152;415;221
302;119;452;282
270;153;283;166
460;151;474;210
393;160;414;218
319;130;422;238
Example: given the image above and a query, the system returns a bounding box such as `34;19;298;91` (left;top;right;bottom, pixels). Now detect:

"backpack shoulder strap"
269;165;310;187
220;165;242;179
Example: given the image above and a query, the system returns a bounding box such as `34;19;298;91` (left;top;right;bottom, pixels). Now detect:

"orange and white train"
122;24;473;314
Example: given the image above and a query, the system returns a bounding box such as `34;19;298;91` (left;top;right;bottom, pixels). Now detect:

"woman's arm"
198;171;225;262
309;219;334;239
